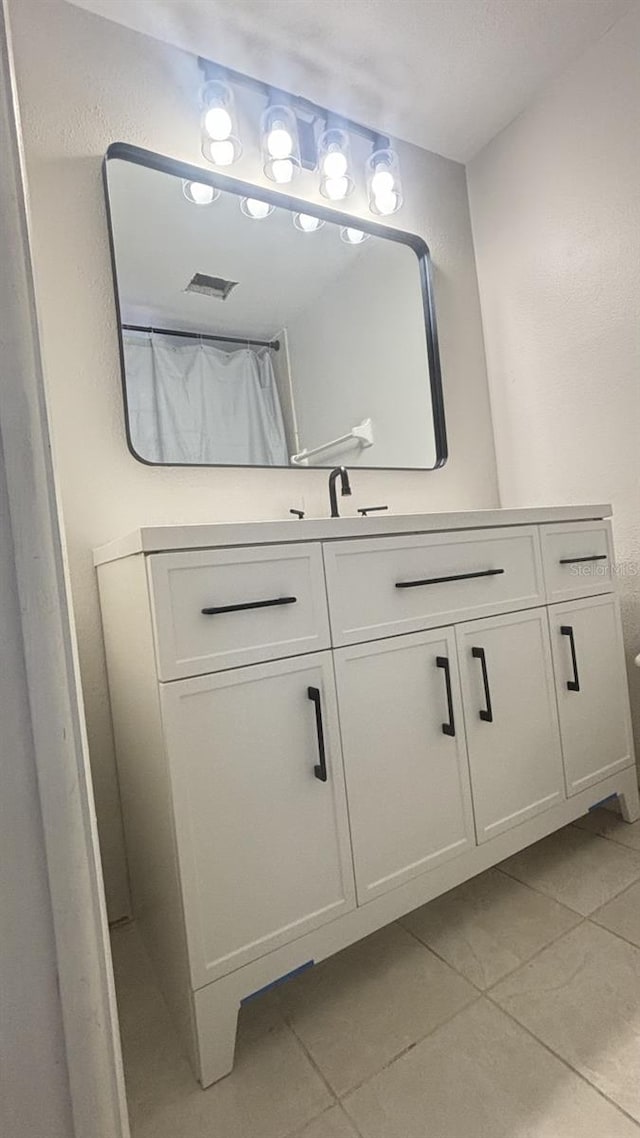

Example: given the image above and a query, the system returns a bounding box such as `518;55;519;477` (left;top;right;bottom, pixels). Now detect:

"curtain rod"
121;324;280;351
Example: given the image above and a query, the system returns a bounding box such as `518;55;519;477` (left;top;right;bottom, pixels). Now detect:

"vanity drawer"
541;520;614;603
147;544;331;680
323;527;544;647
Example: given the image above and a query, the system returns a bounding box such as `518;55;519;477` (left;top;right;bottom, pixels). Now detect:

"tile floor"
111;808;640;1138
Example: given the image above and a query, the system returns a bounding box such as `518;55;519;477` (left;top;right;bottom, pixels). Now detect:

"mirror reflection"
105;153;445;469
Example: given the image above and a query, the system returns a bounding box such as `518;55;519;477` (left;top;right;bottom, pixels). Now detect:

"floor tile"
111;924;332;1138
574;805;640;851
592;879;640;948
277;922;476;1095
292;1104;360;1137
344;999;639;1138
400;866;580;989
499;824;640;915
491;921;640;1123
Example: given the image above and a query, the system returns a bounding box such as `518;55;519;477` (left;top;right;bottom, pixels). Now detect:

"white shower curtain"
123;333;288;465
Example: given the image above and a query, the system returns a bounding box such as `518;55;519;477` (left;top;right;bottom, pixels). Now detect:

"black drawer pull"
307;687;328;782
436;657;455;737
472;646;493;722
559;555;607;565
201;596;297;615
560;625;580;691
396;568;504;589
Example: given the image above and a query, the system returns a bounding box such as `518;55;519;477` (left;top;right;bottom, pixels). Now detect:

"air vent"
185;273;238;300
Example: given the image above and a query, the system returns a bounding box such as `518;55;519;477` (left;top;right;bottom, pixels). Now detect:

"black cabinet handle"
559;555;607;565
357;505;389;516
472;646;493;722
436;657;455;737
307;687;327;782
201;596;297;615
396;568;504;589
560;626;580;691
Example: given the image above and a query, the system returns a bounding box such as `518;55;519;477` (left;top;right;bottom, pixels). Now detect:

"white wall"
468;6;640;746
10;0;498;918
287;237;437;468
0;448;73;1138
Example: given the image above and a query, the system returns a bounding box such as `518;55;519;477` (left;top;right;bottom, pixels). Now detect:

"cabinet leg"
194;982;240;1088
619;779;640;823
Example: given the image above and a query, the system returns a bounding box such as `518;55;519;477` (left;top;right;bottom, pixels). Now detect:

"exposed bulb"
340;227;370;245
371;167;394;196
203;105;233;141
182;180;218;205
373;189;400;215
323;175;350;201
294;213;324;232
241;197;274;219
271;158;295;184
206;138;236;166
322;150;348;179
267;124;293;159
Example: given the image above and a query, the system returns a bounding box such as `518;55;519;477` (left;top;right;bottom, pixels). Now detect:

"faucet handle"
289;508;305;519
357;505;389;517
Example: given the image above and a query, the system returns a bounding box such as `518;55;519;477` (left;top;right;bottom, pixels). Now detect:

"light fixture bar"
198;57;390;152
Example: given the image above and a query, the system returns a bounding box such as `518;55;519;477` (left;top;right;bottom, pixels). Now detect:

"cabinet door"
456;609;564;843
334;628;475;904
548;595;634;795
160;653;355;987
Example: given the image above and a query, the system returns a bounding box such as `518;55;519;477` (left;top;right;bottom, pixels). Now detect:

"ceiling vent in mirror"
185;272;238;300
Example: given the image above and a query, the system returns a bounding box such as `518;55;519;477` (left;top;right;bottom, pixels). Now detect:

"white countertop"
93;504;612;565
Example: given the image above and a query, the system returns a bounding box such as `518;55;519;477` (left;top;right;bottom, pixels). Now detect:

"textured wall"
468;6;640;749
10;0;498;918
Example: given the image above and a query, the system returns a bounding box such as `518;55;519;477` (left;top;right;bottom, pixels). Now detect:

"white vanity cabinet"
161;653;355;987
334;627;475;904
547;595;633;795
456;609;564;842
95;505;640;1089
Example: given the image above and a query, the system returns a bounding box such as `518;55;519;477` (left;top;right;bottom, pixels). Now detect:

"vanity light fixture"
182;179;220;205
240;197;274;219
367;147;403;216
201;79;242;167
197;57;403;215
293;213;325;232
261;104;301;185
318;128;354;201
340;226;370;245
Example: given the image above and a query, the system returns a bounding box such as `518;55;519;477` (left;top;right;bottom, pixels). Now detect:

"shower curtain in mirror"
123;332;288;465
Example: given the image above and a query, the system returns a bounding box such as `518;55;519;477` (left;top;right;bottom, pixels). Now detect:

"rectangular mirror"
104;145;447;469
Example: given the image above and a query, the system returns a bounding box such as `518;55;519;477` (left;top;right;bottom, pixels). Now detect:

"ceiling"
67;0;634;161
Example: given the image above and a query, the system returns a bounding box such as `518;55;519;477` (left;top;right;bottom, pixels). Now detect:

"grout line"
281;1012;340;1104
587;909;640;954
485;991;640;1129
337;992;485;1100
482;916;586;995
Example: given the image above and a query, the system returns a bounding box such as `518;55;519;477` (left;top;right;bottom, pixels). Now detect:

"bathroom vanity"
95;505;640;1087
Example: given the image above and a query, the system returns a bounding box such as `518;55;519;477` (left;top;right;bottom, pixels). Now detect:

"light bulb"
323;175;350;201
241;197;273;219
341;227;369;245
294;213;324;232
271;158;294;184
182;180;218;205
267;124;293;159
371;167;394;196
203;105;233;141
206;138;236;166
322;150;348;179
373;189;400;215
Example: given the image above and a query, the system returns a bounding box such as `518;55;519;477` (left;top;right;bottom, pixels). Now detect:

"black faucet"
328;466;352;518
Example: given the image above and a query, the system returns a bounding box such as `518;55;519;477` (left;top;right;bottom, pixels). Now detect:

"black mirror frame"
103;142;448;471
